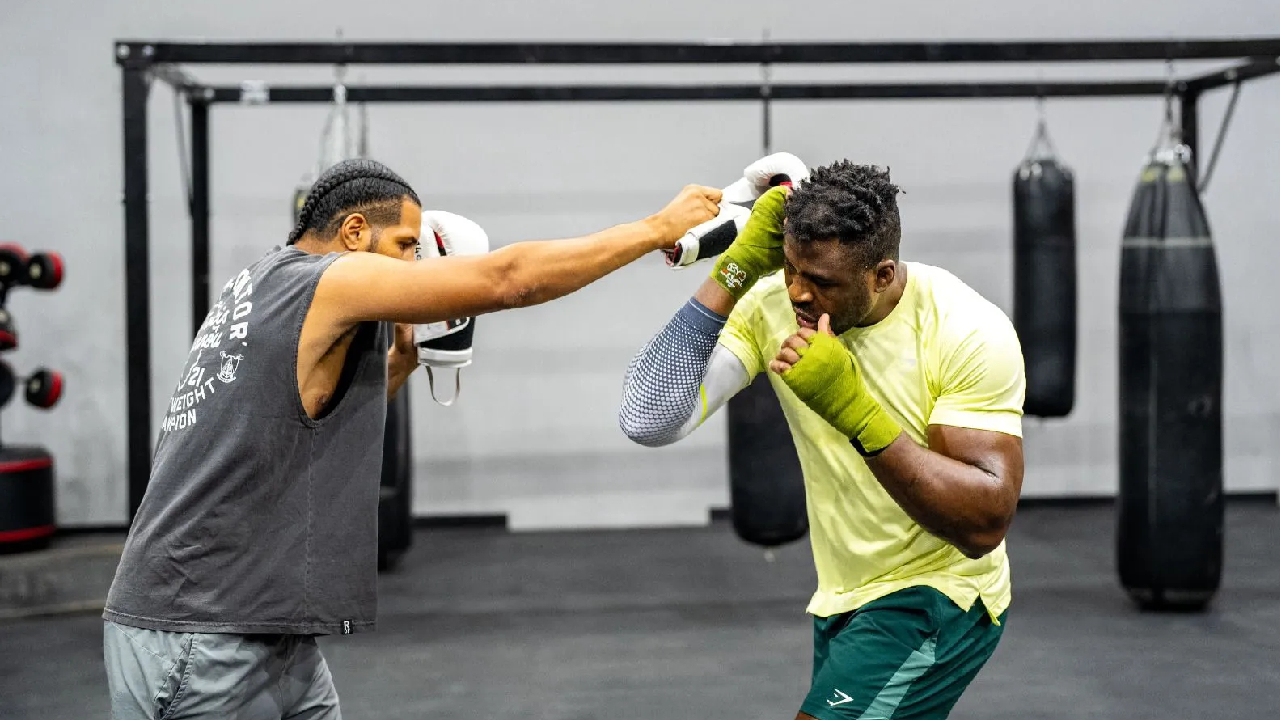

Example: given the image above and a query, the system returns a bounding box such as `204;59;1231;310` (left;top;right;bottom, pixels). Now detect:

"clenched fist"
648;185;724;249
710;185;790;300
771;313;902;457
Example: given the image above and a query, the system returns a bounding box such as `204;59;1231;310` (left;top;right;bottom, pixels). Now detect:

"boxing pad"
415;211;491;406
666;152;810;268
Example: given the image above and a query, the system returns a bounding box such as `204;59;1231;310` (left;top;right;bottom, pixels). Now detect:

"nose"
787;275;813;305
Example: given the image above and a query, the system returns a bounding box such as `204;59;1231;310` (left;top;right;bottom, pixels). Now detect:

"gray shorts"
103;620;341;720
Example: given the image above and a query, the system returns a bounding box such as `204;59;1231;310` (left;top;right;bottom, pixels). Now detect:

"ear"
338;213;369;251
873;260;896;293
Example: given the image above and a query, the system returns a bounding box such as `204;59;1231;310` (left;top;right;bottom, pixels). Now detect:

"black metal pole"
1180;88;1201;181
123;66;152;522
761;67;772;155
190;97;211;338
204;79;1173;104
115;38;1280;66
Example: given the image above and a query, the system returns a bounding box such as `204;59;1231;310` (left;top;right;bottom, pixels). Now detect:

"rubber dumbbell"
25;252;64;290
0;308;16;351
24;368;63;409
0;244;28;288
0;361;14;408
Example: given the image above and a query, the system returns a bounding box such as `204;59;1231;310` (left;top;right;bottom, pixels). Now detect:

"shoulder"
242;246;342;284
269;248;359;304
276;246;347;273
239;247;350;325
910;264;1023;389
911;266;1025;425
911;263;1016;342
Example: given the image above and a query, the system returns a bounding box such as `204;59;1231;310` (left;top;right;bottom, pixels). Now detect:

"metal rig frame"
115;38;1280;520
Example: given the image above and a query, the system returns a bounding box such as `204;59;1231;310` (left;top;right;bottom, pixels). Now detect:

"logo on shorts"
827;689;854;707
719;262;747;289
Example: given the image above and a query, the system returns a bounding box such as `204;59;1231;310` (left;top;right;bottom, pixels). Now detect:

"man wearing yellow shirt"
619;159;1026;719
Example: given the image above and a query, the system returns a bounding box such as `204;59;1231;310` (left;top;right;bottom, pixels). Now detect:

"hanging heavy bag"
715;155;812;549
1012;113;1077;417
727;373;808;548
1116;113;1224;611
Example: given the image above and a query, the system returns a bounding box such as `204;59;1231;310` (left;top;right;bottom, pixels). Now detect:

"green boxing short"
801;586;1006;720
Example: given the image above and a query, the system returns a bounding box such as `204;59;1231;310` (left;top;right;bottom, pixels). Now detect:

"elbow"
491;248;540;310
953;511;1015;560
952;472;1020;560
499;279;537;310
955;535;1003;561
617;395;681;448
618;413;676;449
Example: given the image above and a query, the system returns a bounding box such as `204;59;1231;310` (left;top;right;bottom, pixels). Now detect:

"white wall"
2;0;1278;526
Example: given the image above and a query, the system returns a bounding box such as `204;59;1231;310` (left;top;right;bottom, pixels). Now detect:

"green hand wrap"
711;185;788;299
781;332;903;457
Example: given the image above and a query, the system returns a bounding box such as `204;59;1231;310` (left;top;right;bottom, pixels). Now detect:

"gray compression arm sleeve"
619;298;752;447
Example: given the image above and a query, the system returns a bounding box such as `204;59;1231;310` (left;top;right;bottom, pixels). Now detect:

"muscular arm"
771;305;1025;560
693;278;736;318
312;182;721;335
865;426;1024;559
316;216;681;328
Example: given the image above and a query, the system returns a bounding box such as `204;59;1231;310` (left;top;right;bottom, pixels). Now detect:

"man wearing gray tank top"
102;158;722;719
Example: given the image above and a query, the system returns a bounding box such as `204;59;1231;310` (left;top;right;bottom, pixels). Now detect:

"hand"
770;313;902;456
709;185;790;300
648;185;724;248
665;151;810;270
663;202;750;268
769;311;837;376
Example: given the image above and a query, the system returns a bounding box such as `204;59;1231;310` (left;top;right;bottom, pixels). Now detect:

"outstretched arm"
313;185;722;329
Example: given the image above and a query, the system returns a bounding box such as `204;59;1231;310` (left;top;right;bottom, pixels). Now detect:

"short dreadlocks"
784;160;902;267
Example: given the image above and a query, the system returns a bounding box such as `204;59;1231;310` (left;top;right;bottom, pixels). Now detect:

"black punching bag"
726;374;808;547
1013;120;1077;417
1117;139;1224;611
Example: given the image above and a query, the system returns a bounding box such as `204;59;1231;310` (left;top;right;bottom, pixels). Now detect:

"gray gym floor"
2;503;1277;719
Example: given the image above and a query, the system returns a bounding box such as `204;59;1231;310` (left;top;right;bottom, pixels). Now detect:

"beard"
828;292;875;334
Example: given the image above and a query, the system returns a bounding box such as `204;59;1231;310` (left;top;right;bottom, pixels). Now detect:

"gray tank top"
104;246;389;636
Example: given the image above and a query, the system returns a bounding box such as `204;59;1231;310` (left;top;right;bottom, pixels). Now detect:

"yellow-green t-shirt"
718;262;1025;621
